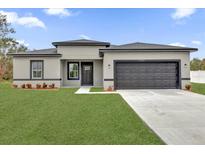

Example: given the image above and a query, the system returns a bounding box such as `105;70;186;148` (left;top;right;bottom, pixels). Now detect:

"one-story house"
9;39;198;90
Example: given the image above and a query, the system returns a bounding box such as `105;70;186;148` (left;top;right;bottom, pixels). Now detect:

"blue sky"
0;8;204;58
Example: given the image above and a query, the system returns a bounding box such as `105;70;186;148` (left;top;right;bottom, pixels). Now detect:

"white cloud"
16;40;29;47
17;17;45;28
191;40;202;45
171;8;196;20
169;42;186;47
0;10;46;29
79;34;91;40
43;8;72;17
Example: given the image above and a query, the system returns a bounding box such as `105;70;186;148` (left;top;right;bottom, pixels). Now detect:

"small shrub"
52;83;55;88
3;73;10;80
185;84;192;91
26;83;32;89
48;83;55;88
13;84;18;88
106;86;113;91
42;83;47;88
21;84;25;88
36;84;41;89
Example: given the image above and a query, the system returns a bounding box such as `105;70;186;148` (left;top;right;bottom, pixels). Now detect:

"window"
31;61;43;79
68;62;79;80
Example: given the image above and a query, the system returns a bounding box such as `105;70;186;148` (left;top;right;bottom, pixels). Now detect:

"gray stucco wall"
103;51;191;90
93;60;103;87
12;45;191;90
12;44;105;88
58;46;106;60
13;56;61;87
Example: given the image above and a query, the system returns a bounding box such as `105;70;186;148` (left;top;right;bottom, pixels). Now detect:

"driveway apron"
118;89;205;145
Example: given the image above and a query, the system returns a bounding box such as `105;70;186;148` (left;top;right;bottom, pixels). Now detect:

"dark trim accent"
9;54;62;57
178;61;182;89
181;78;191;80
81;62;94;86
104;79;114;81
30;60;44;80
67;62;80;80
99;49;197;57
99;52;104;57
113;60;182;90
13;78;62;81
52;42;110;47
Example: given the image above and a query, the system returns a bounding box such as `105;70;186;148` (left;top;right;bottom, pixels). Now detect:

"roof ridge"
118;41;186;48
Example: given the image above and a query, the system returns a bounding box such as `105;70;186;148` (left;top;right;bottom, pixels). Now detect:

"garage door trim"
113;59;181;90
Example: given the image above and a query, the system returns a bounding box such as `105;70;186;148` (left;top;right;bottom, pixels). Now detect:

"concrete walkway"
75;86;91;94
75;87;117;94
118;89;205;145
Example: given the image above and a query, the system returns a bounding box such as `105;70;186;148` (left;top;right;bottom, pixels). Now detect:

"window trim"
67;62;79;80
30;60;44;80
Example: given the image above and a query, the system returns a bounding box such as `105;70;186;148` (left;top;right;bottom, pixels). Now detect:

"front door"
81;62;93;85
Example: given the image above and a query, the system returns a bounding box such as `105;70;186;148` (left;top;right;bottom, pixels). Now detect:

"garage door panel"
117;80;176;86
117;76;177;81
115;61;179;89
116;73;177;79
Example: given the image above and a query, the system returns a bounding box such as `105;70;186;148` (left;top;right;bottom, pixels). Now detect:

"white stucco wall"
103;51;191;90
190;71;205;83
13;56;61;87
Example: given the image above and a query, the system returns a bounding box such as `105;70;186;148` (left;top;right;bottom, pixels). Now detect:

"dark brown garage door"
115;61;180;89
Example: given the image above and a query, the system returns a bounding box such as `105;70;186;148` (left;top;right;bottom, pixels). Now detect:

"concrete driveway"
118;89;205;145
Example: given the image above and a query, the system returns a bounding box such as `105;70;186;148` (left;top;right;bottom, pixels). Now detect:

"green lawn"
90;87;104;92
0;82;163;145
191;82;205;95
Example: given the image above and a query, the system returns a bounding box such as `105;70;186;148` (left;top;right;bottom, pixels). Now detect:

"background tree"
8;44;28;53
190;58;205;71
0;13;28;81
0;14;16;55
190;58;201;70
200;58;205;70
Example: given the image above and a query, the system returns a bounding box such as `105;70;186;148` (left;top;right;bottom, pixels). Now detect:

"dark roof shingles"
52;39;110;47
8;48;61;56
102;42;198;51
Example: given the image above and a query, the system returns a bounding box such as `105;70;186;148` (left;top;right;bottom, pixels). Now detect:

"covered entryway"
81;62;93;86
114;61;180;89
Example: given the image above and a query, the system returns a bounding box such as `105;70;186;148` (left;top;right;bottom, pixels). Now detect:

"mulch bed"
21;88;59;91
12;87;59;91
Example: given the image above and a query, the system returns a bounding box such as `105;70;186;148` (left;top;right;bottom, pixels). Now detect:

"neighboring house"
9;39;198;90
